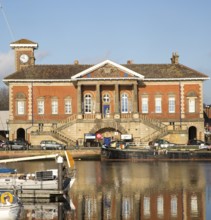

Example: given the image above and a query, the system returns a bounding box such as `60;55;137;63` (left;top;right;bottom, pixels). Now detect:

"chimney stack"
127;60;133;65
171;52;179;64
74;60;79;65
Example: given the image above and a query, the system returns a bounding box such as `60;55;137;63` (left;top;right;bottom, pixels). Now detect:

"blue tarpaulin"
0;167;16;173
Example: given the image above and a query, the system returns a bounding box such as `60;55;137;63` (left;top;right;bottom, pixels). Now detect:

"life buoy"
1;192;13;204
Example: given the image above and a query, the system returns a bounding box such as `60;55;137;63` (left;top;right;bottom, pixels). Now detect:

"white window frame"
157;196;164;217
38;99;45;115
191;195;198;215
103;93;110;103
65;98;72;114
142;97;148;113
188;98;196;113
84;94;92;114
168;97;175;113
51;99;58;115
155;97;162;113
171;195;177;217
17;100;25;115
121;93;128;113
143;196;150;217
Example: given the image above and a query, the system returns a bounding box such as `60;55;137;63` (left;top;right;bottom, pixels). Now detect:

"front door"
103;105;110;117
104;137;111;147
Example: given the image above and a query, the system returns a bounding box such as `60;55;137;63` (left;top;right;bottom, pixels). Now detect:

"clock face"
20;54;29;63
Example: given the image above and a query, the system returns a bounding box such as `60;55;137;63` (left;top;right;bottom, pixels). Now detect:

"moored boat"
0;191;22;220
0;169;74;191
0;151;76;191
101;144;211;161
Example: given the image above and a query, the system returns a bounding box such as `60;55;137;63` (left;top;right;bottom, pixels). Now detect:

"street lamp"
6;119;9;140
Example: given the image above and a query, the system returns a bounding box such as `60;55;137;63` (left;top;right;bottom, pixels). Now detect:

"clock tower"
10;39;38;71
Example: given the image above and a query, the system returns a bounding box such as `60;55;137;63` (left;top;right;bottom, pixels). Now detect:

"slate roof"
4;63;208;81
10;39;37;45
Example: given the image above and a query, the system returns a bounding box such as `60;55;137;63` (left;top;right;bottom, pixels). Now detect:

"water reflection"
20;200;73;219
6;160;211;219
69;161;209;220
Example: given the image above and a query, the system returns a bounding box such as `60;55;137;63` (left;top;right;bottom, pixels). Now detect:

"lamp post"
6;119;9;140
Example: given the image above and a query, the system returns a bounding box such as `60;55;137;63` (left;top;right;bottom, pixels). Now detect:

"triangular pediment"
71;60;144;80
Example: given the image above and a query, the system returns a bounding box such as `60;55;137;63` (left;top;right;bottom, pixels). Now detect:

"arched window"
84;94;92;113
103;94;110;103
121;93;128;113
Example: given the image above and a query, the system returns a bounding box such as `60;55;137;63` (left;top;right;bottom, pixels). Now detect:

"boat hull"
0;176;74;191
0;192;22;220
101;147;211;161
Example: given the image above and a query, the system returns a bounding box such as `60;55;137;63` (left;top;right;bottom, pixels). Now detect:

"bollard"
56;155;64;191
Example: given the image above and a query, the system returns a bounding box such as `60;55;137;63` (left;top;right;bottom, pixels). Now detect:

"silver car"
3;140;28;150
40;140;66;150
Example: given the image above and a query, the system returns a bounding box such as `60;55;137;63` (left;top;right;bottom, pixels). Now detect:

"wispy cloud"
0;50;15;78
36;50;50;62
0;50;15;87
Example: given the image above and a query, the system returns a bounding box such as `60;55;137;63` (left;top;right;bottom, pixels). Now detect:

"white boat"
0;151;76;191
0;191;22;220
0;169;75;191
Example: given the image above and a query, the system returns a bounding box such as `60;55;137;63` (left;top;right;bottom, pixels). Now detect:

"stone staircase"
139;114;168;143
49;114;78;146
55;114;77;132
51;130;76;146
35;113;169;146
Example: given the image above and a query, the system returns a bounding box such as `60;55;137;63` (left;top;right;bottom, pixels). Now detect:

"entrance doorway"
17;128;25;140
188;126;197;141
103;137;111;147
103;105;110;117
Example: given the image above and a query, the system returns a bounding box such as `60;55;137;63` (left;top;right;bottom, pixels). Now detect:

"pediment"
71;60;144;80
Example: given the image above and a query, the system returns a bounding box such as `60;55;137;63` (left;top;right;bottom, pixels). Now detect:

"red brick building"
3;39;209;147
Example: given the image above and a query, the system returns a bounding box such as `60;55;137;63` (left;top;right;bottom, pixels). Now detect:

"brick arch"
89;121;127;134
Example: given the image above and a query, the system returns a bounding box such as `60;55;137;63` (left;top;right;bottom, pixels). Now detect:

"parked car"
152;139;175;148
188;139;211;150
198;145;211;150
2;140;28;150
188;139;207;146
40;140;66;150
0;140;6;149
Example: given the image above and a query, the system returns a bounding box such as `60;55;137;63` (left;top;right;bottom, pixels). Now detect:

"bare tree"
0;87;9;110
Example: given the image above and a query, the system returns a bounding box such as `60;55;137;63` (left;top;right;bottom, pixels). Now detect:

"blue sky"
0;0;211;103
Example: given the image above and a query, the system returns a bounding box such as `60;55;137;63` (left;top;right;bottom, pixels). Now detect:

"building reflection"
70;190;206;220
68;161;206;220
6;161;209;219
22;200;74;220
69;188;204;220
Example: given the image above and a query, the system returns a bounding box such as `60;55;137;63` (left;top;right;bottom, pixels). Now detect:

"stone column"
95;83;101;119
132;83;139;118
114;84;120;119
132;83;139;119
133;83;138;112
77;84;83;119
